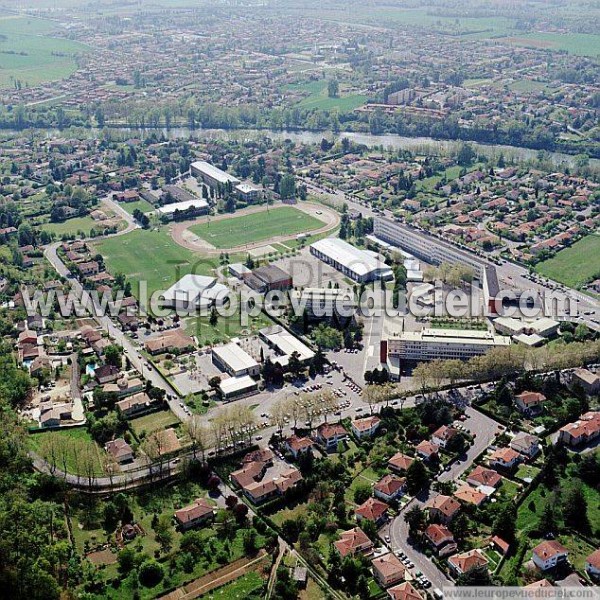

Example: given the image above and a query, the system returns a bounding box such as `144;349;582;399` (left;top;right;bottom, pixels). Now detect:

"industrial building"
289;287;356;319
157;198;209;220
385;327;511;362
246;264;292;293
161;274;228;311
212;343;260;377
191;161;240;189
310;238;393;283
259;325;315;368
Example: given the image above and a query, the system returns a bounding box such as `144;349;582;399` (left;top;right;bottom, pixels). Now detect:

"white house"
532;541;569;571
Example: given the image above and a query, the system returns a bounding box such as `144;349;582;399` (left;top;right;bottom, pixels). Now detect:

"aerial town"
0;1;599;600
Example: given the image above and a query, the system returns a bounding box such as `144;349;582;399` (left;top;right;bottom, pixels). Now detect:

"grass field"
0;15;90;88
190;206;326;249
503;33;600;57
535;234;600;288
119;199;155;215
184;311;273;346
129;409;180;437
286;80;368;111
92;228;220;298
39;216;110;238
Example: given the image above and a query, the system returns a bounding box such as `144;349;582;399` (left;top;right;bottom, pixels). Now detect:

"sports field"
92;228;223;298
189;206;326;249
0;15;90;88
536;234;600;288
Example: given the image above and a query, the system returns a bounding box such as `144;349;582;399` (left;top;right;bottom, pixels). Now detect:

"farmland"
535;234;600;288
189;206;326;249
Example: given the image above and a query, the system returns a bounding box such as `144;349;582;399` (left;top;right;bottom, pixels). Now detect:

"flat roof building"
219;375;259;401
310;237;393;283
191;161;240;188
212;342;260;377
289;287;356;319
259;325;315;366
157;198;209;220
161;274;228;311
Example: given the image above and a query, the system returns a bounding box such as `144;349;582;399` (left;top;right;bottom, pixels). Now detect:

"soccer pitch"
189;206;326;249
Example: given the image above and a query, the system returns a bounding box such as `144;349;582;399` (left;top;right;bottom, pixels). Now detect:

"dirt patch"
86;548;117;565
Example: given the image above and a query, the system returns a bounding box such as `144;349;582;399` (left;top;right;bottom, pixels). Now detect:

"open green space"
129;409;180;437
535;234;600;288
184;310;273;347
503;32;600;57
286;79;368;111
119;199;155;215
0;15;90;88
92;227;218;298
38;216;102;237
190;206;326;249
211;571;265;598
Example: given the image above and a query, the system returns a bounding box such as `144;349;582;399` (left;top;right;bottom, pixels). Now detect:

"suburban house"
431;425;459;448
116;392;160;419
388;452;414;473
572;368;600;395
283;435;313;458
466;465;502;488
387;581;424;600
374;474;407;503
333;527;374;558
532;540;569;571
355;497;389;526
104;438;134;464
174;498;215;530
351;415;381;439
315;423;348;451
448;549;489;577
371;553;406;588
454;485;487;507
425;495;461;524
558;412;600;448
515;391;546;415
510;432;540;458
415;440;440;461
76;261;100;277
95;364;120;384
424;524;457;556
585;549;600;580
488;447;522;470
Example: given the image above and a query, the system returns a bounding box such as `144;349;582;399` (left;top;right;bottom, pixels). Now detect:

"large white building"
191;161;240;189
386;327;511;361
289;287;356;319
161;274;228;311
259;325;315;368
212;343;260;377
157;198;209;220
310;238;393;283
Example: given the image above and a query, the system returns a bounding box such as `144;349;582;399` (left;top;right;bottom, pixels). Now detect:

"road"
383;404;504;590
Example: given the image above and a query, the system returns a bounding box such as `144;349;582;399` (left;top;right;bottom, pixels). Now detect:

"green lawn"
504;32;600;57
184;310;273;346
92;227;219;298
211;571;265;598
38;216;101;238
286;79;368;111
536;234;600;288
270;503;310;528
129;409;180;437
0;15;90;88
190;206;326;249
119;199;155;215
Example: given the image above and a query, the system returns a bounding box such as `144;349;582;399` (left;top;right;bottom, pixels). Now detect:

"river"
8;126;599;170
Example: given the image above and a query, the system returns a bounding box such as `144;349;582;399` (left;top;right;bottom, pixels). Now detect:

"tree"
153;514;174;554
406;460;429;495
104;344;123;369
209;306;219;327
404;505;426;536
491;503;517;543
456;564;493;586
117;547;136;574
279;174;296;200
138;559;164;587
353;484;371;505
562;485;589;532
327;78;339;98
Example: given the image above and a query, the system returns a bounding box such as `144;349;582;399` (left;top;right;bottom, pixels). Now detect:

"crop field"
190;206;326;249
0;15;90;88
286;80;368;111
92;228;220;298
535;234;600;288
503;33;600;57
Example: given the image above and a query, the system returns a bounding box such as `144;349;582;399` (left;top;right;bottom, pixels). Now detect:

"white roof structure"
260;325;315;362
162;274;228;309
219;375;257;396
396;328;511;347
212;343;259;374
157;198;208;215
310;237;393;281
235;182;260;194
191;161;240;185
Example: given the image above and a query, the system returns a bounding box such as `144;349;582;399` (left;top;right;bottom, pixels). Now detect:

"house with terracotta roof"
315;422;348;451
585;549;600;580
558;411;600;448
425;495;461;524
524;579;553;589
372;553;405;588
488;447;522;470
454;485;487;507
466;466;502;488
174;498;214;530
388;452;414;474
351;415;381;439
415;440;440;461
424;524;457;556
243;467;302;504
387;580;423;600
490;536;510;556
532;540;569;571
515;391;546;415
431;425;459;448
374;474;407;503
333;527;373;558
355;497;389;526
448;549;489;576
510;432;540;458
283;435;314;458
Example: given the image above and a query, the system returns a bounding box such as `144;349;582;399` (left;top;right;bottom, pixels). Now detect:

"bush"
138;559;164;587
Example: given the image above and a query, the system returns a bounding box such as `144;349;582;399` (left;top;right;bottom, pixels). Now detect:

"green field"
92;228;220;298
119;199;155;215
190;206;326;249
286;80;368;111
184;311;273;346
535;234;600;288
39;216;109;238
0;15;90;88
504;32;600;57
129;409;180;437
